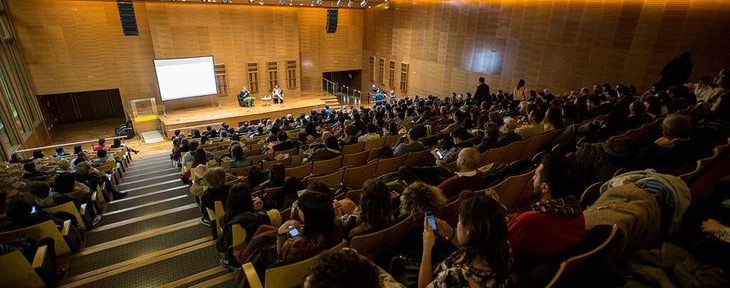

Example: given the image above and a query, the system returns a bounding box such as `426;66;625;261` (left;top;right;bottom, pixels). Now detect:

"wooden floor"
158;91;341;134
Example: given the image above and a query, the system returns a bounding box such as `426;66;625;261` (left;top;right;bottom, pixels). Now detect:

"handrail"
168;122;225;134
15;136;128;153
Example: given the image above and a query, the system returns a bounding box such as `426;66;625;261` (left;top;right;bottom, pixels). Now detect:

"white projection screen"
154;56;218;101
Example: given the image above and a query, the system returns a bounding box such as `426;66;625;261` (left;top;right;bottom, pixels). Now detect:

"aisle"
58;153;237;288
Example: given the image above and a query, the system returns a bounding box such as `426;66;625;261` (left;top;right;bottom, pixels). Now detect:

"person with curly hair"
399;182;448;219
344;179;395;239
304;248;404;288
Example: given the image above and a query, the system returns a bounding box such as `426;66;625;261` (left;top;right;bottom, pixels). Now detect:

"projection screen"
153;56;218;101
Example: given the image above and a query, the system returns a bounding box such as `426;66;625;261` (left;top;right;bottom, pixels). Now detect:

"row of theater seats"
0;151;133;287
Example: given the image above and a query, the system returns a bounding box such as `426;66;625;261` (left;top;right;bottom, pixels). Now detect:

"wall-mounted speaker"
326;9;338;33
117;1;139;36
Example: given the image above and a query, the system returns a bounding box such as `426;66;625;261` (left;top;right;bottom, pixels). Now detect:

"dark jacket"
215;211;271;253
475;83;491;103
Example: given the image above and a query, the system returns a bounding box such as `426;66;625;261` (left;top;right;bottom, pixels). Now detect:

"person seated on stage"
237;86;252;107
92;138;107;152
272;85;284;104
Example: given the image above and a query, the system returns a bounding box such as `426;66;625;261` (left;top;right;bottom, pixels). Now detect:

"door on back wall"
36;89;125;132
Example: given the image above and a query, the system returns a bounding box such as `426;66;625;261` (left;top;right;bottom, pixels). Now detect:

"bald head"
457;147;481;172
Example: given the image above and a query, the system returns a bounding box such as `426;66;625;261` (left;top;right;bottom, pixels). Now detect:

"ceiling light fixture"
347;0;352;7
336;0;342;7
359;0;367;8
315;0;323;6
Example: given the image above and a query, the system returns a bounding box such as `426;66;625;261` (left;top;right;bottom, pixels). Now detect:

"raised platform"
158;91;343;135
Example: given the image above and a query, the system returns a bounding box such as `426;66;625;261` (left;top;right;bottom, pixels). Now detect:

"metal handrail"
15;135;128;154
168;122;225;134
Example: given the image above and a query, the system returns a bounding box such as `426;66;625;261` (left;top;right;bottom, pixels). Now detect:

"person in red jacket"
437;147;485;200
508;153;585;271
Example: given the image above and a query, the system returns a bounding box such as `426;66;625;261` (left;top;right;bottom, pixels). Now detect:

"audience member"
437;148;484;199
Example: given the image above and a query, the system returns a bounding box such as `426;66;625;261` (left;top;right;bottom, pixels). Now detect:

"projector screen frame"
152;55;220;102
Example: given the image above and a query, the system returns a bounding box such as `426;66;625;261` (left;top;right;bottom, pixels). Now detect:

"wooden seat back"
311;155;343;175
306;170;344;188
348;215;413;259
341;142;365;154
342;162;378;189
490;169;536;211
0;220;72;256
373;154;406;177
342;150;369;168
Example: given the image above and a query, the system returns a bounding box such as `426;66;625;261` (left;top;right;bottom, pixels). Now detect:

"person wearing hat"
633;113;697;174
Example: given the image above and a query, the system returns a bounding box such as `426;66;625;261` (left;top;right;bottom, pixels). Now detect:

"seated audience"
275;191;344;264
394;126;426;156
419;194;513;288
22;162;47;181
632;114;696;174
344;179;395;239
227;145;252;169
253;163;286;191
28;181;75;209
358;123;382;143
200;167;231;225
437;148;484;199
515;109;545;138
54;147;67;158
272;131;297;152
92;138;106;152
441;128;473;164
508;153;585;270
308;135;341;162
304;248;403;288
399;182;448;219
216;183;272;268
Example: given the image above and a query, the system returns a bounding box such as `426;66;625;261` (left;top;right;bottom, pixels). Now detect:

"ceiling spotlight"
248;0;254;3
336;0;342;7
259;1;264;4
315;0;323;6
347;0;352;7
278;0;285;4
359;0;367;8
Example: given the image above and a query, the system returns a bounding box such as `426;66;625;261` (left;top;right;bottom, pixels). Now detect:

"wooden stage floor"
158;91;341;134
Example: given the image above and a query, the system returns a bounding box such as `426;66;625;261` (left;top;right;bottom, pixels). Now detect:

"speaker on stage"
326;9;338;33
117;0;139;36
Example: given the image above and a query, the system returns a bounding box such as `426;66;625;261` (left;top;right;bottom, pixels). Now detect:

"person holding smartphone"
276;191;344;264
418;194;513;288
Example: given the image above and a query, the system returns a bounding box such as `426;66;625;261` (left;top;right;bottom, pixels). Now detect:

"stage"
158;91;345;136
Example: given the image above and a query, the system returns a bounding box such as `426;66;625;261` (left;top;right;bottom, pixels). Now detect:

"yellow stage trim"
134;115;159;122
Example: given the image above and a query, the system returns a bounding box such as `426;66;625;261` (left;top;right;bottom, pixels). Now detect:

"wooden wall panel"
299;9;363;91
7;0;363;115
7;0;157;116
364;0;730;96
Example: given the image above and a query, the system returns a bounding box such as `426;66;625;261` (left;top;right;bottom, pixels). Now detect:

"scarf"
530;196;582;217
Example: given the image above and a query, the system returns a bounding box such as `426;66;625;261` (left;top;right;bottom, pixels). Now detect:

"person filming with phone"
418;194;513;288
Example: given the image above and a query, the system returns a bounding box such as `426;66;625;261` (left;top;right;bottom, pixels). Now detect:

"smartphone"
426;212;438;233
31;205;38;215
503;116;511;123
434;149;445;160
287;225;300;238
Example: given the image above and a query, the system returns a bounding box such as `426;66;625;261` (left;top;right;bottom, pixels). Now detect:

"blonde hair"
76;162;91;175
399;182;447;217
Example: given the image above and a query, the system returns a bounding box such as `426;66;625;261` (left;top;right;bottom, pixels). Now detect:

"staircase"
59;153;238;288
